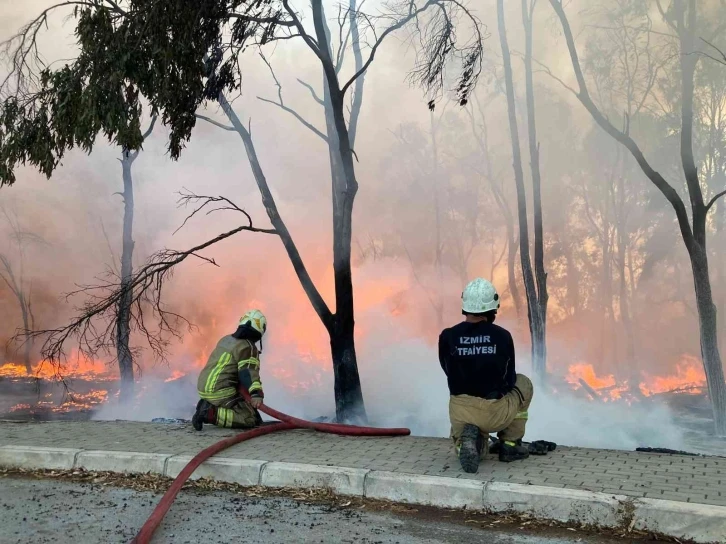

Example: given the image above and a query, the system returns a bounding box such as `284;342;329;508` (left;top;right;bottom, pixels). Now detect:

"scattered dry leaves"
0;467;696;543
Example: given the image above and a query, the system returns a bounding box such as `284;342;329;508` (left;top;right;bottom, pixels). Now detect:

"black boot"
458;424;484;473
499;440;530;462
192;399;216;431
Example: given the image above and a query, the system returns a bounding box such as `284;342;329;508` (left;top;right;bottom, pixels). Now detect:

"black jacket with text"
438;321;516;399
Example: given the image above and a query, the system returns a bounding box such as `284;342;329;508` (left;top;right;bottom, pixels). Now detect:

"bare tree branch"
282;0;323;59
0;1;126;98
257;53;329;142
706;189;726;212
700;37;726;65
0;254;21;298
218;92;335;327
348;0;365;146
548;0;694;246
256;96;329;141
141;115;158;140
127;115;158;161
23;203;275;374
405;0;485;107
342;0;437;96
196;114;235;131
335;3;354;73
297;78;325;105
174;189;271;235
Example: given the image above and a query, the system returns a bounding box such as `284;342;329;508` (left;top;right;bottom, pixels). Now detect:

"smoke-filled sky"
1;1;725;448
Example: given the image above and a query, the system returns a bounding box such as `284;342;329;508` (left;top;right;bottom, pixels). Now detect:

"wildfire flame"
9;390;109;413
164;370;187;382
0;353;116;415
565;355;707;402
639;355;706;396
565;363;630;401
0;354;116;382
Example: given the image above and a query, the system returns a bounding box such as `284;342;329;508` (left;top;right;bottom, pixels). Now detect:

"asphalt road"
0;477;635;544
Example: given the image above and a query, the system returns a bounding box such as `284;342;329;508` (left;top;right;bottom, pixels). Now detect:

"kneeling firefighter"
439;279;553;473
192;310;267;431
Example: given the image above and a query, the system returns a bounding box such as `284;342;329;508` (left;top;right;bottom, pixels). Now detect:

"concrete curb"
0;445;82;470
0;445;723;543
483;481;628;527
633;498;726;544
75;450;170;475
364;471;485;509
166;455;266;486
261;462;369;496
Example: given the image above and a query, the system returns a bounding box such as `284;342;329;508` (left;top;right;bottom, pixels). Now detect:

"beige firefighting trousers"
449;373;533;448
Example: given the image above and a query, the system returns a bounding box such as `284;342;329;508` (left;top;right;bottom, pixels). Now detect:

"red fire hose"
130;395;411;544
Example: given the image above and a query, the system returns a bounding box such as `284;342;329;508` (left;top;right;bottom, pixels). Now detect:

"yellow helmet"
239;309;267;337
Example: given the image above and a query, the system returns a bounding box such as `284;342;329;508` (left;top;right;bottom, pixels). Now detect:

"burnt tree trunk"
221;85;365;423
317;1;366;422
116;148;136;403
221;0;368;419
522;0;548;378
498;0;544;380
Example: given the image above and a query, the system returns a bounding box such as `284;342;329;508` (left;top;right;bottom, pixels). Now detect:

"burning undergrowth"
0;261;719;454
565;356;707;402
1;346;714;454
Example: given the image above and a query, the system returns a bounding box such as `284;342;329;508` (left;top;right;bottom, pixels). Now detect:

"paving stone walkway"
0;420;723;506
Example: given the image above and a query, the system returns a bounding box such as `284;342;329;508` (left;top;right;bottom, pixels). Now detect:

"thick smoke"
2;1;722;454
93;258;688;454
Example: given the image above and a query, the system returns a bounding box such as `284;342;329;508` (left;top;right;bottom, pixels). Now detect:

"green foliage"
0;0;284;186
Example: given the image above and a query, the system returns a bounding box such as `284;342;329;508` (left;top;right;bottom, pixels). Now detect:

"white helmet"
462;278;500;314
239;309;267;336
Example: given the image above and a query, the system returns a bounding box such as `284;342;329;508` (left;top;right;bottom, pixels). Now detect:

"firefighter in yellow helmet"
192;310;267;431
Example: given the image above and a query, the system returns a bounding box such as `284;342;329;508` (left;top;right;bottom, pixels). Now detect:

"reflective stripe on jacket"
197;335;263;400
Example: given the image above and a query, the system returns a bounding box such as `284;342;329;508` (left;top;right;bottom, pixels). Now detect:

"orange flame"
9;390;109;414
566;363;616;390
164;370;187;382
639;355;706;396
0;353;116;382
565;355;707;402
565;363;630;401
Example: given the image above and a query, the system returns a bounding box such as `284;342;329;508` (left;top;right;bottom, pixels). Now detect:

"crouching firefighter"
192;310;267;431
439;279;549;473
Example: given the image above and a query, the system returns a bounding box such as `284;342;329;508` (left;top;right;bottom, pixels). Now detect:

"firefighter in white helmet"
438;279;549;473
192;310;267;431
